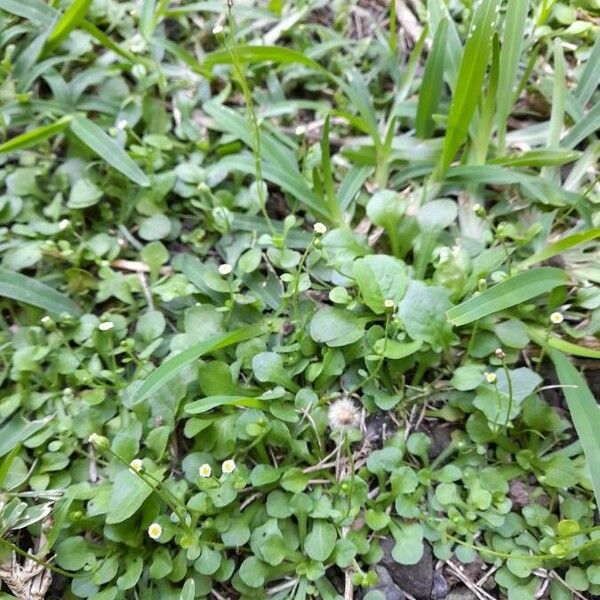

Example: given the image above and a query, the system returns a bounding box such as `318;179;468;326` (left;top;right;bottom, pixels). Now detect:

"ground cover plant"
0;0;599;599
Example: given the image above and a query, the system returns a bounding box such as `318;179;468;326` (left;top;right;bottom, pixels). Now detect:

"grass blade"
321;115;341;223
437;0;500;175
0;0;56;26
496;0;529;152
132;325;265;405
203;45;329;78
550;350;600;510
574;32;600;107
446;267;569;326
518;228;600;269
489;149;580;168
427;0;462;90
46;0;91;48
560;101;600;149
0;267;81;317
0;115;72;154
69;115;150;187
416;19;448;139
528;327;600;359
185;395;266;414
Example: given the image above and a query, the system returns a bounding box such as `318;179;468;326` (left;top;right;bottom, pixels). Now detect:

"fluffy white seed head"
328;398;361;432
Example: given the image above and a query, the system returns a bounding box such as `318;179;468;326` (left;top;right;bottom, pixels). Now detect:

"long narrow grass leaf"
518;228;600;269
575;32;600;107
185;395;266;414
560;102;600;149
550;350;600;510
446;267;569;326
46;0;92;47
0;268;81;316
0;0;56;26
0;115;72;154
69;115;150;186
416;19;447;139
438;0;500;174
132;325;265;404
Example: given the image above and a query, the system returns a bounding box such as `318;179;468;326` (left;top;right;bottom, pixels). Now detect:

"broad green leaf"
69;115;150;187
0;267;81;316
551;351;600;510
0;417;51;458
352;255;408;314
438;0;500;174
185;396;266;414
446;267;569;326
132;325;264;404
309;307;364;347
416;19;447;139
106;468;162;524
390;521;424;565
304;521;337;562
496;0;528;151
179;579;195;600
518;228;600;269
0;116;72;154
47;0;92;48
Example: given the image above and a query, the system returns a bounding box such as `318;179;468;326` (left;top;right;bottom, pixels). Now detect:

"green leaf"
304;521;337;562
0;0;56;25
352;255;408;314
489;149;580;168
69;115;150;187
46;0;92;48
185;395;266;415
496;0;529;151
575;32;600;107
179;579;195;600
0;116;73;154
446;267;569;326
518;228;600;269
106;468;160;524
390;522;424;565
528;326;600;359
203;45;329;77
309;307;364;347
132;325;264;404
560;101;600;149
398;281;454;350
416;19;447;139
438;0;500;174
0;267;81;316
0;417;51;458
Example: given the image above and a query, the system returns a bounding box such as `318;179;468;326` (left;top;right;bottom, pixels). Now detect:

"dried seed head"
328;398;361;432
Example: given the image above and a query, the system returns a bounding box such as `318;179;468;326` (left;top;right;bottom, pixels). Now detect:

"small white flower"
221;459;236;474
494;348;506;360
472;203;482;213
313;222;327;235
485;372;497;384
129;459;143;474
550;311;564;324
218;263;233;276
117;119;128;130
328;398;361;432
98;321;114;332
147;522;162;540
58;219;70;230
384;299;395;309
295;125;307;136
199;463;212;478
212;24;224;35
41;315;53;325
